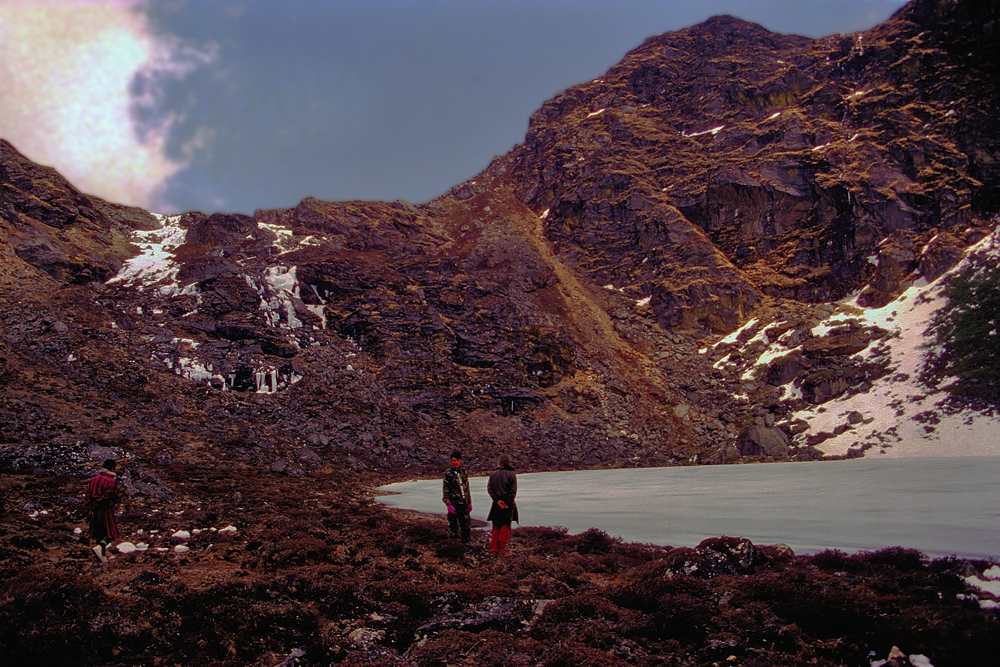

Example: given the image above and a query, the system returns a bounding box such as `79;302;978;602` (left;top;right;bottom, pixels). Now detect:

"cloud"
0;0;204;212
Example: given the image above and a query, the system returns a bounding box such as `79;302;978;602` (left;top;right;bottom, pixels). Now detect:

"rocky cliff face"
2;0;999;482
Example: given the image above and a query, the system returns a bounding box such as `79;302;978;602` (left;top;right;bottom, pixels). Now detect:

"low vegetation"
1;468;996;666
923;252;1000;410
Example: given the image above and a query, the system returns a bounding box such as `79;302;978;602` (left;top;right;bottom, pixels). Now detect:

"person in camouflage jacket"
442;450;472;544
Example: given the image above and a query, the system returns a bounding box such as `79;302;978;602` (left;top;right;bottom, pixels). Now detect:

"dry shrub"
513;525;569;554
735;570;876;642
570;527;617;554
262;533;334;567
0;567;114;664
336;653;407;667
858;546;927;572
273;567;367;617
742;651;833;667
381;537;419;559
404;520;450;546
433;539;467;560
612;540;668;566
538;641;635;667
810;548;856;572
712;601;795;654
610;562;712;612
609;567;717;644
531;593;631;653
533;592;624;626
153;581;324;664
536;553;587;590
620;591;717;644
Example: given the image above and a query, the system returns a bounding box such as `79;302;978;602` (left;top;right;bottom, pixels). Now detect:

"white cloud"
0;0;204;211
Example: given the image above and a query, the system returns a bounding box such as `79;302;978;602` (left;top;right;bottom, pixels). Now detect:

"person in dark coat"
442;450;472;543
487;453;518;556
84;459;121;559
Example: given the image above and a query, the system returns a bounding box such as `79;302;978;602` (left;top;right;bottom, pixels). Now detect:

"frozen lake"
376;456;1000;560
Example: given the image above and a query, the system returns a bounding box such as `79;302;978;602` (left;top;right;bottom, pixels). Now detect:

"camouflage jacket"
442;466;472;509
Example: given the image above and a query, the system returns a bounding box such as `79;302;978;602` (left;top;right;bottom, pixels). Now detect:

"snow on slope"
791;229;1000;457
708;226;1000;458
105;214;320;393
794;229;1000;458
105;214;190;296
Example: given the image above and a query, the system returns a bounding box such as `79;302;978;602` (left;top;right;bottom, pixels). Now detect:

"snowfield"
796;228;1000;458
711;226;1000;459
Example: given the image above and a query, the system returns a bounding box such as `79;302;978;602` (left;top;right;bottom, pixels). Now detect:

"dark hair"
499;453;511;465
102;459;117;470
451;451;463;460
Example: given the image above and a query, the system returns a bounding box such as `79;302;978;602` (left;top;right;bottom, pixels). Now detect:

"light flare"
0;0;203;211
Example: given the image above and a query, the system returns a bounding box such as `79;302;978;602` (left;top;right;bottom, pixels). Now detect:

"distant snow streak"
682;125;724;138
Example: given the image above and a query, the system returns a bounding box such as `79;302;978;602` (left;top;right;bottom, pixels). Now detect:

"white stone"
171;530;191;540
116;542;138;554
218;525;238;534
174;544;190;553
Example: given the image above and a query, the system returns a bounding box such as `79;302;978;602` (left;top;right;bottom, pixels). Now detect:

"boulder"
664;536;770;578
736;424;789;458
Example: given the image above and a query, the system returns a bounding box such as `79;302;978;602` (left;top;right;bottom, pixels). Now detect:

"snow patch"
306;304;327;329
169;355;224;385
683;125;725;138
713;318;761;347
793;227;1000;458
258;222;322;254
106;214;192;296
964;566;1000;609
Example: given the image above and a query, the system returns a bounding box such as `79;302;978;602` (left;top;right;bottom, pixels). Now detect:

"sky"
0;0;909;215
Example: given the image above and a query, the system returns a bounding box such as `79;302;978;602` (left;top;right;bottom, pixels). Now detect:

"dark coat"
442;466;472;510
487;464;518;525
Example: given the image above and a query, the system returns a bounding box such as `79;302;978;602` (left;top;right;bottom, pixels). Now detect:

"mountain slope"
2;0;999;482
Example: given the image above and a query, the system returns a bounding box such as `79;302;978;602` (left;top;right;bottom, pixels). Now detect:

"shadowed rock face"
1;0;999;480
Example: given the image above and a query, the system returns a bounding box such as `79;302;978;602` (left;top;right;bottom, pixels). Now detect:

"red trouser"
490;524;511;552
